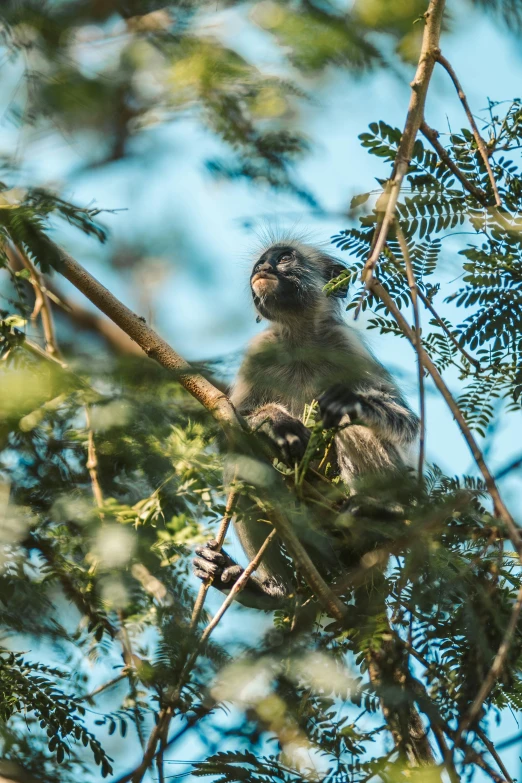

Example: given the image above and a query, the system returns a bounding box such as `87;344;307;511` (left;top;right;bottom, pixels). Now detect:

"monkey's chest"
260;358;327;415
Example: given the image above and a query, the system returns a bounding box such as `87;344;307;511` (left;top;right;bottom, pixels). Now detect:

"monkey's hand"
249;404;310;463
193;540;244;590
318;384;363;429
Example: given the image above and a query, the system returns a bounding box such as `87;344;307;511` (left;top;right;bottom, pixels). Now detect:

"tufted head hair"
249;237;348;323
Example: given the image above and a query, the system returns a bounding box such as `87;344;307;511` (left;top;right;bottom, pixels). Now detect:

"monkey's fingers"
194;545;226;564
221;565;244;585
193;556;222;579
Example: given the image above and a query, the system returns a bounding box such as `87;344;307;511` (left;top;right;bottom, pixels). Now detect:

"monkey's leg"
193;539;290;611
334;424;402;482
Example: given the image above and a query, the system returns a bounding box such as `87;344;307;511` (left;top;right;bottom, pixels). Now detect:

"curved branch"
396;224;425;477
359;0;446;293
41;236;242;431
435;53;501;207
369;279;519;553
420;122;489;204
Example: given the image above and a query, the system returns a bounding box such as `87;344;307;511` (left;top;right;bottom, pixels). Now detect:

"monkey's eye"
278;253;293;264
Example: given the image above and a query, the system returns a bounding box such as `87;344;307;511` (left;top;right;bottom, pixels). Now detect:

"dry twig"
357;0;446;303
420;122;488;204
85;404;104;516
435;53;501;207
6;243;62;358
456;581;522;744
189;487;238;631
369;280;518;552
396;224;425;476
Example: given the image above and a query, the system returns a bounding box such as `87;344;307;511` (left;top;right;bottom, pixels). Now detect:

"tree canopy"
0;1;521;782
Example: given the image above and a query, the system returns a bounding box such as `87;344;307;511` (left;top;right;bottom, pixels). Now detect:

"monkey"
193;239;419;610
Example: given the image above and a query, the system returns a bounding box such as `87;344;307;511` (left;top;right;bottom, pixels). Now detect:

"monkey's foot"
193;540;243;590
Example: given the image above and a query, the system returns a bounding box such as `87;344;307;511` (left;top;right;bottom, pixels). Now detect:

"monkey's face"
250;245;322;321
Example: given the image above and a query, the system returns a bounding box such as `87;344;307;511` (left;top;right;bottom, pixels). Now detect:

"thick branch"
40;236;241;431
360;0;446;288
435;53;501;207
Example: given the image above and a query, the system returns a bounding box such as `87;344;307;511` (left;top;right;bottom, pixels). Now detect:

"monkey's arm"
193;539;291;610
319;381;419;445
231;350;310;462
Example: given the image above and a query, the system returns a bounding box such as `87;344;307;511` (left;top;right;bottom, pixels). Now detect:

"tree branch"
128;528;278;783
6;243;62;359
435;53;501;207
41;237;242;432
476;727;514;783
85;404;104;516
383;243;481;370
369;279;519;554
456;580;522;743
396;224;425;477
359;0;446;292
420;121;489;204
189;487;237;631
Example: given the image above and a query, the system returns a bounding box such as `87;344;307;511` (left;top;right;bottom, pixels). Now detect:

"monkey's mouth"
251;273;279;296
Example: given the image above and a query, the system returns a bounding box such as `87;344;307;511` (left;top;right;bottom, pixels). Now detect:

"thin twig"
130;704;174;783
112;705;215;783
396;224;425;477
183;528;278;676
476;727;514;783
358;0;446;302
461;744;508;783
128;530;277;783
6;243;62;358
495;453;522;481
456;580;522;743
369;279;519;554
420;122;489;204
190;487;238;631
435;53;502;207
85;404;104;516
415;286;481;370
383;243;481;371
430;724;461;783
78;673;127;703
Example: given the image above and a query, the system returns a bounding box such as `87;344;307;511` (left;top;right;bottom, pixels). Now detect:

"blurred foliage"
0;1;521;782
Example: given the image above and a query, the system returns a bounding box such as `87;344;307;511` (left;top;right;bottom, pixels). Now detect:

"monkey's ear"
328;264;349;298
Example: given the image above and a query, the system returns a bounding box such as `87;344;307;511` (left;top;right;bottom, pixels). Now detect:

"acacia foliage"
0;2;522;782
0;102;520;780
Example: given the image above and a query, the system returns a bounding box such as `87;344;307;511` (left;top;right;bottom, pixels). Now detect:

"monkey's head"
250;242;348;322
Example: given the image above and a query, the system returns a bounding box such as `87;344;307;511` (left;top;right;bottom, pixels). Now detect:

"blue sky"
2;1;522;778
